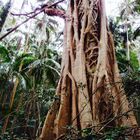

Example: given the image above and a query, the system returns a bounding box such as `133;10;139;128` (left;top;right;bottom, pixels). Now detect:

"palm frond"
45;64;60;76
13;71;27;90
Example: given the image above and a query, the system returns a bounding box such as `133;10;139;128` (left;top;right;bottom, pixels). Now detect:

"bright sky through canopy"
1;0;122;17
105;0;123;17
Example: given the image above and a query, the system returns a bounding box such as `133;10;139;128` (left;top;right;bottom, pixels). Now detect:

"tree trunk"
40;0;138;139
0;0;12;32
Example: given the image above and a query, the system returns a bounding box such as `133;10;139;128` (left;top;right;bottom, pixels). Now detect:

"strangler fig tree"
40;0;138;139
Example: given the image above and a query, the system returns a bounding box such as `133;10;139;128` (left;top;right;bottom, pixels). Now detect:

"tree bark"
0;0;12;32
40;0;138;139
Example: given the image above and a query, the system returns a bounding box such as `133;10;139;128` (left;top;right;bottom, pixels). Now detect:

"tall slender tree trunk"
40;0;138;139
0;0;12;32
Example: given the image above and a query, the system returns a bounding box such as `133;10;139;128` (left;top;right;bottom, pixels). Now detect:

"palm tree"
0;28;61;138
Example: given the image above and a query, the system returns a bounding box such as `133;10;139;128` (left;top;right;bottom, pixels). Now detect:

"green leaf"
0;45;11;63
13;53;37;71
130;51;139;71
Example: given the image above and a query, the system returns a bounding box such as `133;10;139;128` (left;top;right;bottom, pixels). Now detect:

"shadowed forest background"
0;0;140;139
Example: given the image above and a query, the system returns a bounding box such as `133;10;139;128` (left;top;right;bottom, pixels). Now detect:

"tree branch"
0;0;65;41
